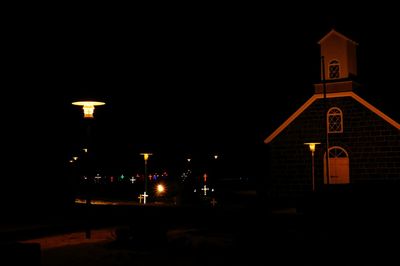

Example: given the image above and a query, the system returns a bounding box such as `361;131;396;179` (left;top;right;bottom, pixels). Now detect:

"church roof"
318;29;359;45
264;91;400;144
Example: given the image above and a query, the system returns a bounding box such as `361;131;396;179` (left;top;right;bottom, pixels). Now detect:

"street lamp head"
140;153;153;161
72;101;106;118
304;142;320;153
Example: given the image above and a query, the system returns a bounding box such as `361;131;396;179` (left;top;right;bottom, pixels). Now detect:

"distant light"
140;153;153;161
83;148;88;153
187;158;191;162
73;156;78;161
214;154;218;159
156;184;165;194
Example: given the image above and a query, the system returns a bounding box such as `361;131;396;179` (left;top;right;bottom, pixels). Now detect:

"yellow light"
72;101;105;119
156;184;165;194
304;142;320;153
73;156;78;161
140;153;153;161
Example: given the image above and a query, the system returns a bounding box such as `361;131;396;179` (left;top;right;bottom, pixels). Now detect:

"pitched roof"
318;29;359;45
264;91;400;144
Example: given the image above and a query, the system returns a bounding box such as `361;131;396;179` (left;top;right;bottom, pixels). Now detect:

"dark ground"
2;190;400;265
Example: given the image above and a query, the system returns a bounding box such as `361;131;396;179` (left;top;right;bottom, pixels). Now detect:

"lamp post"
72;100;105;239
140;153;152;204
305;143;320;192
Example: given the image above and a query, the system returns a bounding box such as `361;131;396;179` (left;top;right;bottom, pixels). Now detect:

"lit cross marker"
201;185;209;196
143;192;148;204
210;198;217;207
138;194;144;204
130;176;136;184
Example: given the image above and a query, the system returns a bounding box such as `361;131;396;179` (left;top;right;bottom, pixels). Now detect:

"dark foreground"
2;193;400;265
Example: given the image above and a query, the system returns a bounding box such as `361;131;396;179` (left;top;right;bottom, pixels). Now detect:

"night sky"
2;5;399;210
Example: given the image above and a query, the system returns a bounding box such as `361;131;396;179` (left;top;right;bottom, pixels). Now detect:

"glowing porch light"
72;101;105;119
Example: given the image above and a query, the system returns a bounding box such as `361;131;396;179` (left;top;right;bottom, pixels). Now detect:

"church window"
328;107;343;133
329;60;340;79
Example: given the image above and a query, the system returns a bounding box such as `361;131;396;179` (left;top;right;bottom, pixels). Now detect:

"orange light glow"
156;184;165;194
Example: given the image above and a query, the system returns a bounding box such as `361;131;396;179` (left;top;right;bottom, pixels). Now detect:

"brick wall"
266;96;400;202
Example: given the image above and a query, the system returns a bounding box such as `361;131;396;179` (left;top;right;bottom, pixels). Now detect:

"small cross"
201;185;209;196
142;192;149;204
130;176;136;184
210;198;217;207
138;194;144;204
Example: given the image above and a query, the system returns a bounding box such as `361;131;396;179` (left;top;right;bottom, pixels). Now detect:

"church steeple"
314;29;360;94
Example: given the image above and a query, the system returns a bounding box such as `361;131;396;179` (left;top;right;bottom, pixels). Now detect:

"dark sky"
2;5;399;208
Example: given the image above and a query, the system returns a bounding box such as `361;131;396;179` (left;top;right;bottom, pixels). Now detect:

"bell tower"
314;29;360;93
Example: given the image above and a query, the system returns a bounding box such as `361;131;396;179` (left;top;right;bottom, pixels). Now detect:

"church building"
264;30;400;202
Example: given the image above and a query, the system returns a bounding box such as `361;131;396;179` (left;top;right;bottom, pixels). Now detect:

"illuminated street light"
305;142;320;192
72;99;105;239
140;153;153;202
72;101;105;119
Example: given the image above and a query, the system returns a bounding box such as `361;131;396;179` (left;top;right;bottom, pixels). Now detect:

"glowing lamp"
156;184;165;194
304;142;320;191
305;142;320;154
140;153;153;161
72;101;105;118
140;153;153;195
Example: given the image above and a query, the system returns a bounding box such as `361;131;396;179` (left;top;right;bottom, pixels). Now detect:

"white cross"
141;192;149;204
130;176;136;184
210;198;217;207
201;185;209;196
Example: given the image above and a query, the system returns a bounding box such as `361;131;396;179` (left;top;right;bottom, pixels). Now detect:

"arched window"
329;60;340;79
328;107;343;133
